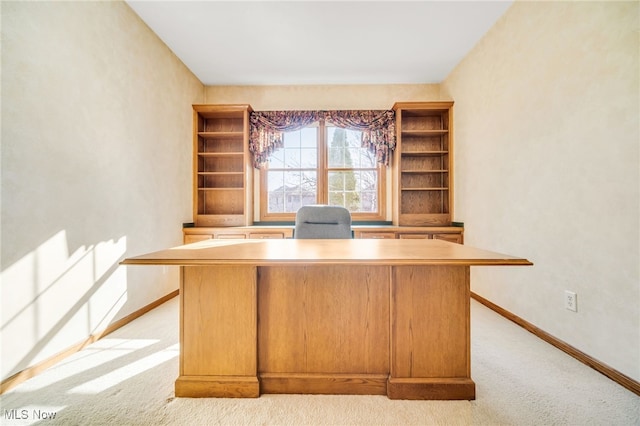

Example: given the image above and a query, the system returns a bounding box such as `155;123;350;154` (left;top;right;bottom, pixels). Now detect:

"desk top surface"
121;239;532;267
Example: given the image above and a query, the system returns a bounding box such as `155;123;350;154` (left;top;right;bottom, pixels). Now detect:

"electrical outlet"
565;290;577;312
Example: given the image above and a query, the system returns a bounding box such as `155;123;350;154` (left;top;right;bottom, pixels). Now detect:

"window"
260;120;386;221
265;126;318;214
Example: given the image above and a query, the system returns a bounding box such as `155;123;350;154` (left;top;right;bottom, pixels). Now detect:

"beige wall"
205;84;441;110
1;2;204;380
442;1;639;381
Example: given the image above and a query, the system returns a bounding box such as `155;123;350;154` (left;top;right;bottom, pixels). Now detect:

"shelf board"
198;171;244;175
401;129;448;136
401;151;448;157
197;131;244;139
401;187;449;191
198;187;244;191
198;152;244;157
401;170;448;174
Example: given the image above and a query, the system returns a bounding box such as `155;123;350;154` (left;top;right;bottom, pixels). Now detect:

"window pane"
283;131;301;148
327;125;379;214
277;129;317;168
284;147;300;168
327;127;365;168
359;147;376;168
300;127;316;148
267;170;317;214
284;170;317;213
266;170;285;213
269;148;285;168
300;147;317;168
359;170;378;212
267;128;319;214
328;170;378;212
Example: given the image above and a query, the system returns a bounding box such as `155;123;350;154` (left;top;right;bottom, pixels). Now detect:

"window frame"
259;119;386;222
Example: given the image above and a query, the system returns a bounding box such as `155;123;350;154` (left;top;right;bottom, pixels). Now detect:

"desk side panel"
181;265;257;377
391;265;470;378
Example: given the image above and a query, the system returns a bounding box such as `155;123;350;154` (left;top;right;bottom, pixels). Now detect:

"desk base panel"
175;375;259;398
174;375;475;400
260;373;388;395
387;378;476;400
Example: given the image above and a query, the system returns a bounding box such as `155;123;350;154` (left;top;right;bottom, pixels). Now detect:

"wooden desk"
122;239;531;400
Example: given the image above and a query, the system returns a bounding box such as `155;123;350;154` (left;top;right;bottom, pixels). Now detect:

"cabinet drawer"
398;233;430;239
215;233;247;239
357;232;396;239
248;232;286;239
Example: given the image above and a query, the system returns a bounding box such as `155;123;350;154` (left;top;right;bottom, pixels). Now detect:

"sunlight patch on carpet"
66;343;178;395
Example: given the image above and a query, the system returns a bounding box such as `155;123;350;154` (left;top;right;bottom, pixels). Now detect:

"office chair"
294;205;352;239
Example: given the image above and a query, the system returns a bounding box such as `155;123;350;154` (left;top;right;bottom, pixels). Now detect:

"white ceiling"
126;1;513;86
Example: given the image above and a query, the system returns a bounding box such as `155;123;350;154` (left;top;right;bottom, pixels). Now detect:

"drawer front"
215;233;247;239
398;233;430;239
249;232;286;239
357;232;396;239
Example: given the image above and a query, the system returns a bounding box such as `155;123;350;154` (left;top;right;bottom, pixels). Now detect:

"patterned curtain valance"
249;111;323;169
249;110;396;168
324;110;396;167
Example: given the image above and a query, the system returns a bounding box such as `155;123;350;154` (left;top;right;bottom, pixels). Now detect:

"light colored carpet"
1;296;638;425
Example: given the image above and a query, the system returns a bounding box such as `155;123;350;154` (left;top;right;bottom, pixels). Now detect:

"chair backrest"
294;205;352;239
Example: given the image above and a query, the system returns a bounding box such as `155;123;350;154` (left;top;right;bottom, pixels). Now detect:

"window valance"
249;110;396;168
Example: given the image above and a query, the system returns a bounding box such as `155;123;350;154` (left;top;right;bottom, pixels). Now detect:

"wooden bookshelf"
393;102;454;226
193;104;253;226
